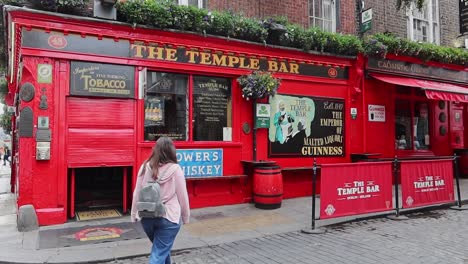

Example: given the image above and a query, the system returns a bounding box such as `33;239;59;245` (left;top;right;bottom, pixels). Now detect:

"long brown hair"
144;137;178;180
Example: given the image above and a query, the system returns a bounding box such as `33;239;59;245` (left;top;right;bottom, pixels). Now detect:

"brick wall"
439;0;460;47
208;0;357;32
361;0;460;47
339;0;357;34
208;0;309;28
360;0;407;39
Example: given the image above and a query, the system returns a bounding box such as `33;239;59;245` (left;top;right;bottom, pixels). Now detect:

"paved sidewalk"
1;175;468;264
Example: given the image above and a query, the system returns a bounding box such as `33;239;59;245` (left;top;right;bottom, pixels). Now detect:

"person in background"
3;147;10;166
131;136;190;264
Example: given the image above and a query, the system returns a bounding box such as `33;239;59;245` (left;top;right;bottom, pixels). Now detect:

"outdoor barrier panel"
320;162;393;219
400;159;454;208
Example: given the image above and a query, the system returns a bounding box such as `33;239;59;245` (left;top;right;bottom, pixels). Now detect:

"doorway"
69;166;132;220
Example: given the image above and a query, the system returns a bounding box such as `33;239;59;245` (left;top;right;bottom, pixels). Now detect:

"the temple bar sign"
70;62;135;98
130;43;348;79
22;29;349;80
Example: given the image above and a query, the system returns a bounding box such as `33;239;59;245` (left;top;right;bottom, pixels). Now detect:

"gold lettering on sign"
130;43;307;74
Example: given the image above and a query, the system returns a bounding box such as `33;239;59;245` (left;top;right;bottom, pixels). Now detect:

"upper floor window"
407;0;439;44
176;0;206;8
309;0;336;32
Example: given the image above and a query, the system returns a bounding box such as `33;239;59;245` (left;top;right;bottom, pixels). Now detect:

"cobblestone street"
105;209;468;264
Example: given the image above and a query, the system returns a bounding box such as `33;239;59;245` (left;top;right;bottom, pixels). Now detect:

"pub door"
450;102;464;149
66;96;136;220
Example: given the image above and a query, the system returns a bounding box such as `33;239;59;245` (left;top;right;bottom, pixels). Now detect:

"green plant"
237;71;280;100
364;33;468;65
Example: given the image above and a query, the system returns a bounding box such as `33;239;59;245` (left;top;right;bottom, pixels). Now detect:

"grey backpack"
137;164;177;218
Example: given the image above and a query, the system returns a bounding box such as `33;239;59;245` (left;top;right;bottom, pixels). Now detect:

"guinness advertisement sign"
367;58;467;84
70;62;135;98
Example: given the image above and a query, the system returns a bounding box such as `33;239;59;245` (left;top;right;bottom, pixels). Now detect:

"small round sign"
19;82;35;102
327;68;338;78
47;35;67;49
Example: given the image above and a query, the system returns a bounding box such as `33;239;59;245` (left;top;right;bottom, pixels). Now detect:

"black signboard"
193;76;231;141
368;58;468;85
70;62;135;98
22;29;349;80
22;29;131;58
269;95;344;157
461;0;468;35
19;107;33;137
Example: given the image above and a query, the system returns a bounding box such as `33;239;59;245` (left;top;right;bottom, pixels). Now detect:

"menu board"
193;77;231;141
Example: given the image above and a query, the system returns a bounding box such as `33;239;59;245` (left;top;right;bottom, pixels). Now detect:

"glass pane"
188;0;198;6
193;76;232;141
395;100;412;150
314;19;324;30
432;0;437;19
314;0;322;18
414;102;430;150
145;71;188;141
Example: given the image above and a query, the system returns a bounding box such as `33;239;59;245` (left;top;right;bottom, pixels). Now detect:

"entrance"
69;166;132;220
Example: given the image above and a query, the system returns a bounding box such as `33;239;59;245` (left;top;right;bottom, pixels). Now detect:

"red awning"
370;73;468;103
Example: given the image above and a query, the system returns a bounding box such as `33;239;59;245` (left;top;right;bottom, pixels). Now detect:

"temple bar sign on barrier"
319;158;456;220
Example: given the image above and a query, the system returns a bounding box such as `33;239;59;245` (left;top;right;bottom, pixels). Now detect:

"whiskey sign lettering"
70;62;135;98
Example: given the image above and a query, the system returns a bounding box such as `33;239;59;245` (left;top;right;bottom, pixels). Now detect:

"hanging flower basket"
237;71;280;100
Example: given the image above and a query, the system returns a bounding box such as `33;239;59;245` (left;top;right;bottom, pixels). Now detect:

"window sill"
395;150;435;158
138;141;243;148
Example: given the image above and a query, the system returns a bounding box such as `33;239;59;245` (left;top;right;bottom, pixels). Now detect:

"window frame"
142;68;235;144
394;87;433;154
308;0;336;33
178;0;206;9
407;0;440;45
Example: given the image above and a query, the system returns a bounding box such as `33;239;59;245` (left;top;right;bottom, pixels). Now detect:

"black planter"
266;23;287;46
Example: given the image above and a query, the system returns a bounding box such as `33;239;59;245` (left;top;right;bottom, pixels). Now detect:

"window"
176;0;206;8
144;71;232;142
309;0;336;32
145;72;189;141
407;0;439;44
395;88;430;151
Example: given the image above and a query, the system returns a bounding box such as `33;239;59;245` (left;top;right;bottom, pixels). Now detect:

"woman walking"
131;137;190;264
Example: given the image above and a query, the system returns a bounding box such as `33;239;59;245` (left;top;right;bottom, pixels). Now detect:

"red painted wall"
17;57;66;225
67;97;136;167
10;10;355;224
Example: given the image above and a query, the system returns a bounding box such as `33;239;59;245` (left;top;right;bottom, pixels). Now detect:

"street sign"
361;8;372;33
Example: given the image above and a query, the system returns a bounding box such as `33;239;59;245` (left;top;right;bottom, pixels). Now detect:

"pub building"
362;55;468;160
3;6;467;226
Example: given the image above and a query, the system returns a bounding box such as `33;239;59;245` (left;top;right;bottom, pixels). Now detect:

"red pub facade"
3;7;467;226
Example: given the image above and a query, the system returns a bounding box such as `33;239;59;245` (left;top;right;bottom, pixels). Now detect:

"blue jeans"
141;217;181;264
